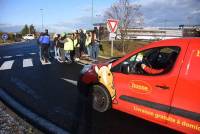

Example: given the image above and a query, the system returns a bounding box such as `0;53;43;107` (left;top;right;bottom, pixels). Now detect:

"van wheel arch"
89;84;112;112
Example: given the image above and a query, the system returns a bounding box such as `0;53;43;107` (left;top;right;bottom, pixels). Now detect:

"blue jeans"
39;45;42;59
87;45;91;57
91;43;99;60
65;50;71;61
54;46;60;58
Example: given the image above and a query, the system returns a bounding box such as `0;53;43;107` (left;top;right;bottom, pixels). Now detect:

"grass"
99;40;152;57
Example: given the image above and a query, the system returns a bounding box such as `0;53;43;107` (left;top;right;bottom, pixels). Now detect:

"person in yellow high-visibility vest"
85;32;92;58
64;34;75;63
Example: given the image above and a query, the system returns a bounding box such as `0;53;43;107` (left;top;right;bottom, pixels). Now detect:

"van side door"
111;39;189;124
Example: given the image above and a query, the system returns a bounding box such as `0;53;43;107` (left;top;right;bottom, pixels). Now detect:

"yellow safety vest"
85;36;91;46
64;38;74;51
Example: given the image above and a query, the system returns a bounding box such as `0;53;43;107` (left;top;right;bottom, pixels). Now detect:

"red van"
78;38;200;134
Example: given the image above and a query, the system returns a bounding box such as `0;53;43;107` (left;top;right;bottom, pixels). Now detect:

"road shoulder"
0;100;43;134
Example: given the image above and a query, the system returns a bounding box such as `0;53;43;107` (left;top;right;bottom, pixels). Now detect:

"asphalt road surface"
0;40;181;134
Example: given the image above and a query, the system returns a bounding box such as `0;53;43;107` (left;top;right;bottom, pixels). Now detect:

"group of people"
37;29;100;63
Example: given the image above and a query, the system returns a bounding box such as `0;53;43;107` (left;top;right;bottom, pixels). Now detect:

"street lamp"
91;0;94;25
96;15;101;40
40;9;44;31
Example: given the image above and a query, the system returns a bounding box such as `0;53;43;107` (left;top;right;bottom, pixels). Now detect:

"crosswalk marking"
23;59;33;67
3;56;12;59
0;60;14;70
0;57;84;71
16;54;24;57
29;53;37;55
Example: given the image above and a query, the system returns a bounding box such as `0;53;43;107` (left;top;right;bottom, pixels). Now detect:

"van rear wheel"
91;85;111;112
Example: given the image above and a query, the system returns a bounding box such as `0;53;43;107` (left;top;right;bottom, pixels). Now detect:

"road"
0;40;180;134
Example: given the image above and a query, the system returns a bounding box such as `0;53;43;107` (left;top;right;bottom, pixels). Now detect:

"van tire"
90;85;111;112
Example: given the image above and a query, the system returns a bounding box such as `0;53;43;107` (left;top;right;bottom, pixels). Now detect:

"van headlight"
80;64;92;74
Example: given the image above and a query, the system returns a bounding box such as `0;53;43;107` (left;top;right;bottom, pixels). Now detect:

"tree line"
21;24;36;35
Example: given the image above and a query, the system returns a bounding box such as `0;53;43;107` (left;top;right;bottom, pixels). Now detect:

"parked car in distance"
22;34;35;40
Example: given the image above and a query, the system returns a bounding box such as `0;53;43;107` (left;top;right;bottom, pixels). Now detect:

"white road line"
0;60;14;70
61;78;78;86
23;59;33;67
3;56;12;59
29;53;36;55
16;54;23;57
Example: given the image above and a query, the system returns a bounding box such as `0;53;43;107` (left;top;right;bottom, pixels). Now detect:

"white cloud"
0;24;23;32
138;0;200;26
191;9;200;15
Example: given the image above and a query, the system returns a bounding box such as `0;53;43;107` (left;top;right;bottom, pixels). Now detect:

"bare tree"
104;0;143;54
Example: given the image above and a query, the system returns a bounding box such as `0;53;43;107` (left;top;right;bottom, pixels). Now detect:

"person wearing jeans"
53;34;60;59
85;32;92;57
39;30;50;63
91;41;99;61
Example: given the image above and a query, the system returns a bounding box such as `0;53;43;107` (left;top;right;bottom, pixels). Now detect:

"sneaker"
75;58;80;61
57;58;64;63
65;60;72;64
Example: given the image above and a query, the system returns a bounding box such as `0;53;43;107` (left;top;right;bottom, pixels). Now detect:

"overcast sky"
0;0;200;33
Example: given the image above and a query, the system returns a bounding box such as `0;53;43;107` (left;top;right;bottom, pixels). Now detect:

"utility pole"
40;9;44;31
91;0;94;25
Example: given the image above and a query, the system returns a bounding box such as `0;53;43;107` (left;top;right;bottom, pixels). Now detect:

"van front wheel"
91;85;111;112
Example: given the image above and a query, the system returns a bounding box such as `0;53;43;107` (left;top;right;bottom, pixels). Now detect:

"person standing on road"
53;33;60;60
74;31;80;61
57;32;66;63
64;34;75;63
85;32;92;58
40;29;51;63
91;30;99;61
71;33;76;62
79;29;87;58
37;32;43;60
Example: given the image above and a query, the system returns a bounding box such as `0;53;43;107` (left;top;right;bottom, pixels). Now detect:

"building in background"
118;27;183;40
91;23;200;40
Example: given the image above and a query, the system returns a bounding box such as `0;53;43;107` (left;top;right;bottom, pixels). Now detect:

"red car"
78;38;200;134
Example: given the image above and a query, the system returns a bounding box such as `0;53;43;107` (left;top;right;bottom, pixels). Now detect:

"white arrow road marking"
23;59;33;67
61;78;78;86
0;60;14;70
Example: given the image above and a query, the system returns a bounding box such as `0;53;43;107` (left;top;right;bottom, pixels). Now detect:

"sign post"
1;33;8;43
107;19;119;57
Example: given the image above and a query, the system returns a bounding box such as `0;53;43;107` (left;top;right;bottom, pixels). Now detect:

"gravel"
0;101;43;134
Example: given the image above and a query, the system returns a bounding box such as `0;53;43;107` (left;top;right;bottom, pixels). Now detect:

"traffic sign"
109;33;116;41
107;19;119;33
2;33;8;40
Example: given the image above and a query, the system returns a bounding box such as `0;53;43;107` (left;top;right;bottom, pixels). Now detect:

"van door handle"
155;85;170;90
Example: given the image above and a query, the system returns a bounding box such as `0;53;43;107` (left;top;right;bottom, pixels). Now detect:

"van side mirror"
121;62;130;74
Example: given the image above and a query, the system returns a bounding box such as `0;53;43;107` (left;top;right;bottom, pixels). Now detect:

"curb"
0;89;70;134
78;55;111;65
98;55;111;59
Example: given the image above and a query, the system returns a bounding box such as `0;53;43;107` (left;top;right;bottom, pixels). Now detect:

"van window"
113;46;180;75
